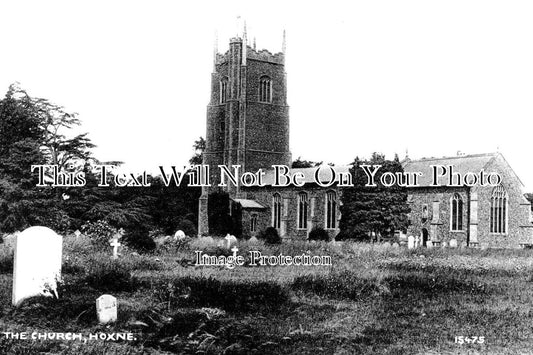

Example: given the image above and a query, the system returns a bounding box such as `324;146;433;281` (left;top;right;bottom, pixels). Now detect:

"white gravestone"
110;238;121;260
407;235;415;249
248;236;260;244
96;294;117;324
449;239;458;248
414;235;420;248
174;230;186;240
225;234;237;249
12;226;62;306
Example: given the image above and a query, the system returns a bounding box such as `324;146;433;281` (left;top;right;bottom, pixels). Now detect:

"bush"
123;229;156;253
259;227;281;245
308;227;330;242
176;219;197;238
80;220;117;247
292;270;388;300
84;258;139;292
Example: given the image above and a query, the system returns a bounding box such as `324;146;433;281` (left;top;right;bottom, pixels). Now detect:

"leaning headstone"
449;239;458;248
96;294;117;324
225;234;238;249
12;226;62;306
174;230;186;240
407;235;415;249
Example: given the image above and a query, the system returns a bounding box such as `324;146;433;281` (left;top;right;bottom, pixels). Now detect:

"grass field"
1;236;533;354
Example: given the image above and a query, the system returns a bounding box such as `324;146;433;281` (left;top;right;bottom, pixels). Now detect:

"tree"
189;137;205;165
0;85;60;232
338;153;410;241
291;156;322;168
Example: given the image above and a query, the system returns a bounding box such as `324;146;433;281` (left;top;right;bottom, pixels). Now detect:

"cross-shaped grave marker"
110;238;121;259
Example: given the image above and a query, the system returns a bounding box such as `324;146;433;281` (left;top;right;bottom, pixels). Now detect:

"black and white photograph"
1;1;533;354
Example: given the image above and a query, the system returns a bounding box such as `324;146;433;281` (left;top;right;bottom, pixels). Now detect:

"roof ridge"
407;152;497;163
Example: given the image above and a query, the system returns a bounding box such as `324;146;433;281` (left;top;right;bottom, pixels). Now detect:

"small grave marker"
407;235;415;249
449;239;458;248
174;230;186;240
225;234;237;249
96;294;117;324
110;238;121;260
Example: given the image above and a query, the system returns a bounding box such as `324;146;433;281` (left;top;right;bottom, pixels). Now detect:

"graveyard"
1;230;533;354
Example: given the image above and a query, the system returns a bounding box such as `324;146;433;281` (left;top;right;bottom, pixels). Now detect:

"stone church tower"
198;28;291;235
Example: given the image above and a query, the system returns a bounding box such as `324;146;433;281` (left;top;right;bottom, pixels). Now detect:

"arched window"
325;191;337;229
490;185;508;234
220;78;228;104
250;214;258;233
272;193;282;229
297;192;308;229
259;76;272;103
450;193;463;231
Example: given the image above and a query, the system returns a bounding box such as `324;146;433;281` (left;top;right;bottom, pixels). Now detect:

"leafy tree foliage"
291;157;322;168
189;137;205;165
207;191;241;237
0;85;59;232
338;153;410;241
0;84;201;237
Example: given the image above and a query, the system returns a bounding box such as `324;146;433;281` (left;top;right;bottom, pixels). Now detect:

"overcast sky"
1;1;532;189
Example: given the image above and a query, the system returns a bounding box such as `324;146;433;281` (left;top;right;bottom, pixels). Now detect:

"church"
198;30;533;248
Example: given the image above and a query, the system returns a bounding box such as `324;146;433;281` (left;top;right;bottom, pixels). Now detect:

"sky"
1;1;532;189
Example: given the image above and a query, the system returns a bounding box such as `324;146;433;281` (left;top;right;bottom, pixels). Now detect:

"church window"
297;192;308;229
220;78;228;103
325;191;337;229
250;214;258;233
450;193;463;231
272;193;282;229
490;185;508;234
421;205;429;223
259;76;272;103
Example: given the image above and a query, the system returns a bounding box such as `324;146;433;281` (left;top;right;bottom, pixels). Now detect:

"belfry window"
451;193;463;231
325;191;337;229
220;78;228;104
490;185;508;234
297;192;308;229
272;193;282;229
259;76;272;103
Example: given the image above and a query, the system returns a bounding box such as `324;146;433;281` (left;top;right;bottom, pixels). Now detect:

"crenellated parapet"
215;41;285;66
246;46;284;64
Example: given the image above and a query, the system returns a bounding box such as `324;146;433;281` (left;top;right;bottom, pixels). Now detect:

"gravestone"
392;242;400;248
74;230;81;238
12;226;62;306
414;235;420;248
174;230;186;240
449;239;458;248
225;234;237;249
96;294;117;324
407;235;415;249
248;236;260;244
110;237;121;259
